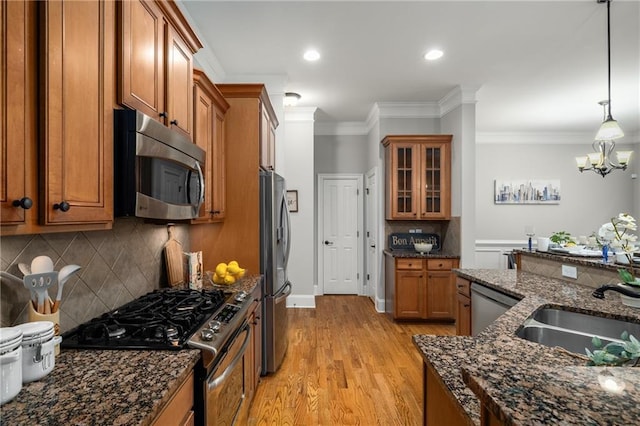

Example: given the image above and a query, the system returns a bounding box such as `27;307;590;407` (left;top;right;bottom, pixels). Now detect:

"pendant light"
576;0;630;177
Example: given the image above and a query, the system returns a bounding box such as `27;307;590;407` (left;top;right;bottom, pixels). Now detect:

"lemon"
228;260;239;268
227;263;242;274
212;273;225;284
215;263;228;276
234;268;246;279
565;242;576;247
224;274;237;285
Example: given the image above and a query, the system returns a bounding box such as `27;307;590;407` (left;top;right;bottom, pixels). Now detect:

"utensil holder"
27;303;60;356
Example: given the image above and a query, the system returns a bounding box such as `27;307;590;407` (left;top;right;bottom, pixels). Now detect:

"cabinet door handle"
463;304;470;308
170;119;178;126
209;210;221;215
53;201;70;212
12;197;33;210
159;111;167;118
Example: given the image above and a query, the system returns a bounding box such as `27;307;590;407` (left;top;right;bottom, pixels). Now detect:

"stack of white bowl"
0;327;23;405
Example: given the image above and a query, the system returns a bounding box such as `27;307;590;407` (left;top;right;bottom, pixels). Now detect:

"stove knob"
200;328;215;341
208;320;222;332
235;291;247;302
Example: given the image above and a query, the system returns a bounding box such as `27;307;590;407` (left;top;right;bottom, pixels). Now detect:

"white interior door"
365;168;378;303
320;175;362;295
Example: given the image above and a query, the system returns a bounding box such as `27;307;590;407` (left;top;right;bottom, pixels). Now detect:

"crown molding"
475;131;639;145
439;85;480;116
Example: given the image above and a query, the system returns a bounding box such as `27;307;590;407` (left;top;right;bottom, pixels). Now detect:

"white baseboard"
286;294;316;308
375;296;385;313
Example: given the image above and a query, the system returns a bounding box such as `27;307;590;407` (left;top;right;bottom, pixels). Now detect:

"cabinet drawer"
456;277;471;297
396;259;424;270
427;259;454;270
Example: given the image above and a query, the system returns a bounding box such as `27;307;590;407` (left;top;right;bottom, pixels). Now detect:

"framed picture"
286;190;299;212
494;179;561;204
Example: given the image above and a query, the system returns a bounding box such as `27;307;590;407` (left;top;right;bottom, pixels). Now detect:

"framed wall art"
286;190;299;212
494;179;561;204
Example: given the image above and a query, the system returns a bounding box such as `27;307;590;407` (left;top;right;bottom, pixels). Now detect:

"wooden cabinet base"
152;372;194;426
424;361;470;426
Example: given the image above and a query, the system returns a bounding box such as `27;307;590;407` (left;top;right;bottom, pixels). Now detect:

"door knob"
370;244;376;248
324;240;333;246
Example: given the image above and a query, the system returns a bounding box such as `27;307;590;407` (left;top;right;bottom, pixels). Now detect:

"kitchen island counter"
414;269;640;425
0;348;200;425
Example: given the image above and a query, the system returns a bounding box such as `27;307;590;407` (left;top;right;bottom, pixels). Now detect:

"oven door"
205;321;251;426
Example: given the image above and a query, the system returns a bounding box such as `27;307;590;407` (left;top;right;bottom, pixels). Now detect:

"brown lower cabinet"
152;371;194;426
423;361;472;426
456;277;472;336
385;255;459;320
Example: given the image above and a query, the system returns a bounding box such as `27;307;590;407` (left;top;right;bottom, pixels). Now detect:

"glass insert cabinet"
382;135;452;220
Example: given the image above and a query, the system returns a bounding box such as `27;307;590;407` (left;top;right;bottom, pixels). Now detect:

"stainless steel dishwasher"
470;283;520;336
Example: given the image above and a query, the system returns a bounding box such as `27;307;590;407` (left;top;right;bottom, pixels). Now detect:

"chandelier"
575;0;631;178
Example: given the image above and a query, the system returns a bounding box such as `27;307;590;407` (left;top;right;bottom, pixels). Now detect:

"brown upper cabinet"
118;0;202;140
218;84;279;172
192;69;230;223
2;0;114;235
382;135;452;220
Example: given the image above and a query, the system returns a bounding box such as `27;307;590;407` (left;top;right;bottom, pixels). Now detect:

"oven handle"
207;322;251;391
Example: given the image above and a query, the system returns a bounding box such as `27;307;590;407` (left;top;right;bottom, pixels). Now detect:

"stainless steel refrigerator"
260;170;292;374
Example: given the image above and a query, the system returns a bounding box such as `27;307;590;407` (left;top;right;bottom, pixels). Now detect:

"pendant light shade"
595;117;624;140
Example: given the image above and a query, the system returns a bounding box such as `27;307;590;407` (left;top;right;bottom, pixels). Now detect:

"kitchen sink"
516;306;640;355
532;308;640;338
517;325;618;355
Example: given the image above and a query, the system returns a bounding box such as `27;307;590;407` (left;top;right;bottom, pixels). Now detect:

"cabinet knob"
463;304;470;308
159;112;167;118
324;240;333;246
170;119;179;126
12;197;33;210
53;201;70;212
209;210;220;215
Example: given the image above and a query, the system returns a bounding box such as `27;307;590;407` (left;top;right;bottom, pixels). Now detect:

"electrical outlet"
562;265;577;279
409;229;416;233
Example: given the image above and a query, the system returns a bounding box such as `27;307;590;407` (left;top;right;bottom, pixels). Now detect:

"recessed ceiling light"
304;49;320;61
424;49;444;61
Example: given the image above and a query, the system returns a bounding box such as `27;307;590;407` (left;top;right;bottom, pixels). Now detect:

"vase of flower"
617;269;640;308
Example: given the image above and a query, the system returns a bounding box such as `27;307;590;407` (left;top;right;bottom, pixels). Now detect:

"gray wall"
476;142;636;240
1;218;189;332
315;135;369;174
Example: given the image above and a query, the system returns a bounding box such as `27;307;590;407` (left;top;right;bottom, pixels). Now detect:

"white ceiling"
179;0;640;139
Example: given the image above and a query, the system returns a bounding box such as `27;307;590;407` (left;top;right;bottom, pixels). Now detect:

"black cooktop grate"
61;288;228;350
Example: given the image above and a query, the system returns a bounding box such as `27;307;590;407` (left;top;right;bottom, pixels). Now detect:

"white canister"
0;327;23;405
14;321;62;383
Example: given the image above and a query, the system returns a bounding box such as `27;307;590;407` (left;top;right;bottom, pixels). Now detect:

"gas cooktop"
61;288;229;350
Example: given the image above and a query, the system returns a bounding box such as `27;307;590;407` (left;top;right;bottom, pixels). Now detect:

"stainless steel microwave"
114;109;205;221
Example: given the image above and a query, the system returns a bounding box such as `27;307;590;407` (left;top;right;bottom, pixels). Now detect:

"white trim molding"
286;294;316;309
284;107;317;122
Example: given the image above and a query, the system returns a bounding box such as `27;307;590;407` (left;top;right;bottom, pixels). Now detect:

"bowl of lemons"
210;260;246;286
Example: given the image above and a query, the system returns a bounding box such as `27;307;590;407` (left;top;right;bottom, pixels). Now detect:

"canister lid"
0;327;23;354
14;321;54;343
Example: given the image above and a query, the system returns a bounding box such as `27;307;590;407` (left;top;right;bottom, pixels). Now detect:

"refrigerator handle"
281;191;292;270
275;281;292;303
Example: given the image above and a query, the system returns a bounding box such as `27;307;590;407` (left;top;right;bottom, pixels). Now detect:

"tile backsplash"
0;218;190;333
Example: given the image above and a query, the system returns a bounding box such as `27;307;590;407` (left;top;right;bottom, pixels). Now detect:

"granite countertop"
384;248;461;259
413;269;640;425
1;275;262;425
0;349;201;425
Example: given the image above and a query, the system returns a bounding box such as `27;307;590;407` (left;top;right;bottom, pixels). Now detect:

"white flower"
604;213;638;255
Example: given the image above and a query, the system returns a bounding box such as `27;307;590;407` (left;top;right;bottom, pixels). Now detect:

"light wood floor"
246;295;455;425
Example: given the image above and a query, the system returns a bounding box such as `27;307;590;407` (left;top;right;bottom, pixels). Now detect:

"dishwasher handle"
470;282;519;308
